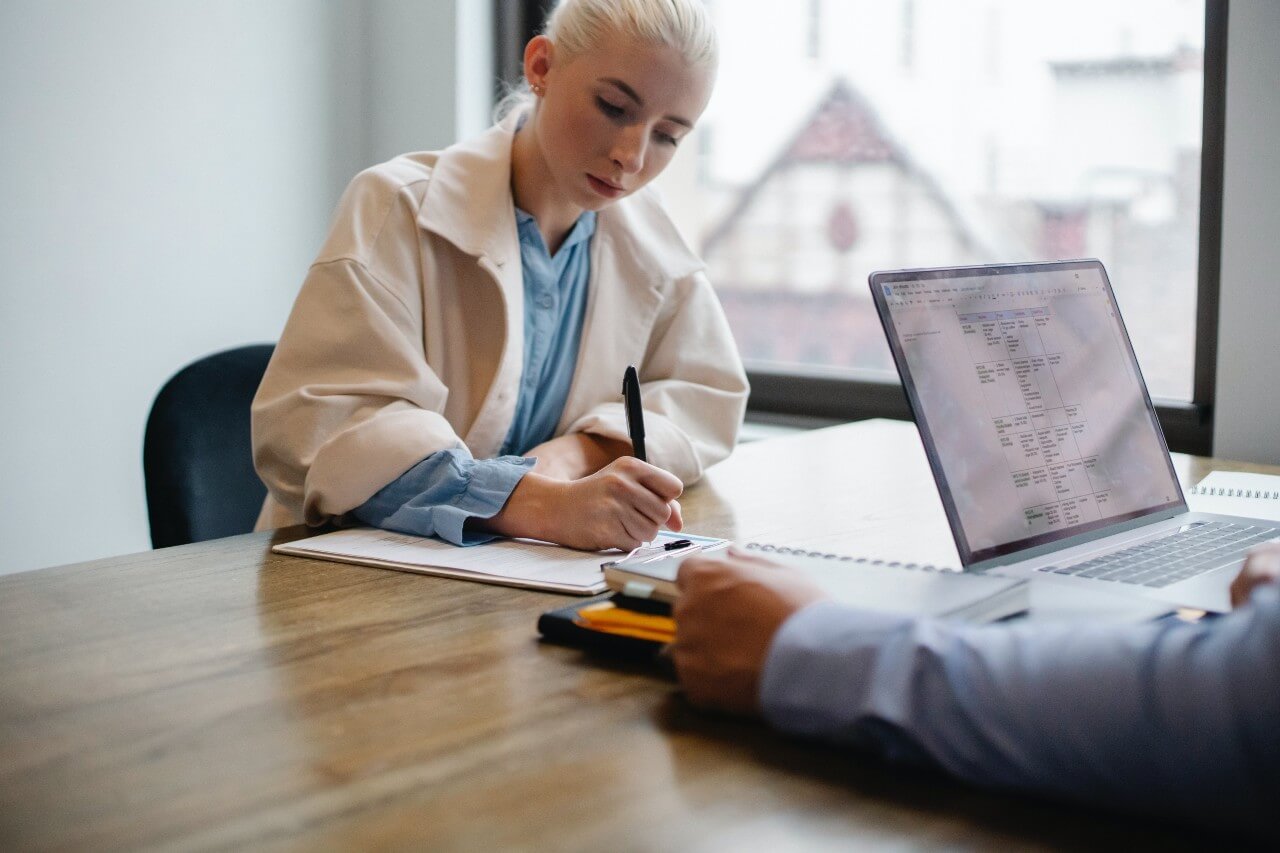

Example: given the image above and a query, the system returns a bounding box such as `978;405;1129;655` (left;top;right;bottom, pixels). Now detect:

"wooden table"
0;420;1264;850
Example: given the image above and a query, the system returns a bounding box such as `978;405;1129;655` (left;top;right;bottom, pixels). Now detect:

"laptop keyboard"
1039;522;1278;588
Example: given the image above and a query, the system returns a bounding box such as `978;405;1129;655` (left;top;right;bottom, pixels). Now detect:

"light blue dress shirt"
760;583;1280;835
354;208;596;545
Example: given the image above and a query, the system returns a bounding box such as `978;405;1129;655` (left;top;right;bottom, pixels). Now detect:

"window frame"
493;0;546;95
493;0;1228;457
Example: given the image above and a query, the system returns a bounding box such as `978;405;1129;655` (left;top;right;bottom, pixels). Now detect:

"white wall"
1214;0;1280;464
0;0;479;575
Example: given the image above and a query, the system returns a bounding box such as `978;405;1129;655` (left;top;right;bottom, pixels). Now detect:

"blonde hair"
545;0;718;67
496;0;717;120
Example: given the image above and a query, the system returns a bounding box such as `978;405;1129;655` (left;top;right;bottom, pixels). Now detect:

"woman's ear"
523;35;555;91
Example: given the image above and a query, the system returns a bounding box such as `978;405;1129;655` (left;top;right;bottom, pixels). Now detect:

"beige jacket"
252;117;749;530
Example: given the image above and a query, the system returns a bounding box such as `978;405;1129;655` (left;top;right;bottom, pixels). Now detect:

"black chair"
143;344;275;548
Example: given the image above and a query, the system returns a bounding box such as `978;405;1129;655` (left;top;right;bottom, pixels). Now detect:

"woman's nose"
610;126;647;175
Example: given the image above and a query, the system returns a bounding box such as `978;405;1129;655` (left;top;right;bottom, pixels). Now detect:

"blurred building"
688;35;1203;387
700;80;986;369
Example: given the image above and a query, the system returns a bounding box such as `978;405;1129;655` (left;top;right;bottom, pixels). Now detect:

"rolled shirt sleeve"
759;587;1280;835
352;448;534;546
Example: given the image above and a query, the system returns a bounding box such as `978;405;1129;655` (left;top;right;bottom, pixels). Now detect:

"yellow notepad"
573;601;675;643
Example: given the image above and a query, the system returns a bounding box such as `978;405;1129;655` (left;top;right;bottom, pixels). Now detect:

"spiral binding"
745;541;943;572
1188;485;1280;499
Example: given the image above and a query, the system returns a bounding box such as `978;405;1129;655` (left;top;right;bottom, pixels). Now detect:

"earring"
531;83;545;97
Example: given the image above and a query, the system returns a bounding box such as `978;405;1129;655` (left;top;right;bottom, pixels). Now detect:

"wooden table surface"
0;420;1267;850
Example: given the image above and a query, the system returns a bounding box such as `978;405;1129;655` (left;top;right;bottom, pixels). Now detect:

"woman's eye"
596;97;626;119
655;130;680;147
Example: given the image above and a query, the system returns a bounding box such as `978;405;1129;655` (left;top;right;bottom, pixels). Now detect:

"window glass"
657;0;1205;400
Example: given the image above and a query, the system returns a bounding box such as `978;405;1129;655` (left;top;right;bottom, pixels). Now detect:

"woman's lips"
587;174;624;199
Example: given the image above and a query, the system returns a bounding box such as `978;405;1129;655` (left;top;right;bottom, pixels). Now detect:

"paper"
273;528;716;595
605;531;729;567
1187;471;1280;522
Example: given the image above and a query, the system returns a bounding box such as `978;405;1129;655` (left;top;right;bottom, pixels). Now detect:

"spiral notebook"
1187;472;1280;523
603;542;1028;623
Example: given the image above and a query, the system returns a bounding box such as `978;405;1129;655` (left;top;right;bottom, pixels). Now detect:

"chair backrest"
143;344;275;548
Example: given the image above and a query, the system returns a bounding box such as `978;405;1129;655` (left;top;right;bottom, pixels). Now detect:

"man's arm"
673;549;1280;835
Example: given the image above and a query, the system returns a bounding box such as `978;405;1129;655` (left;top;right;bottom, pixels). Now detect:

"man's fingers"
725;547;788;569
675;554;725;590
676;553;771;587
1230;542;1280;608
1243;542;1280;573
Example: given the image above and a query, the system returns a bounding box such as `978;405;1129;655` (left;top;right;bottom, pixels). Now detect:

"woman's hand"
524;433;633;480
1230;542;1280;608
481;456;683;551
671;549;829;715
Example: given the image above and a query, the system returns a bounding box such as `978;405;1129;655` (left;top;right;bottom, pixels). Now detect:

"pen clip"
619;541;704;565
636;543;701;563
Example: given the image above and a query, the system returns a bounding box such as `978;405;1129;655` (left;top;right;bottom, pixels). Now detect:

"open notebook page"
1188;471;1280;523
273;528;721;594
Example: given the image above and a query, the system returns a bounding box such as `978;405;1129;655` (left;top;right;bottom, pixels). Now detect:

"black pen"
622;364;647;462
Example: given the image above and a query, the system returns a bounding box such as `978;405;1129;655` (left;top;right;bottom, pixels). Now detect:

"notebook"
272;528;726;595
1188;472;1280;522
603;542;1029;622
868;259;1280;613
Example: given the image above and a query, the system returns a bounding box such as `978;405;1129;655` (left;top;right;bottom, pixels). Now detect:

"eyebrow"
600;77;694;129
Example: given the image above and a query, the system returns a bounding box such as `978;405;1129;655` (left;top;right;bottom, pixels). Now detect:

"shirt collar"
514;206;597;255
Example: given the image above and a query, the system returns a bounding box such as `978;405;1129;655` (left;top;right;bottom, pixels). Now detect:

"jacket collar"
420;112;704;283
418;112;522;264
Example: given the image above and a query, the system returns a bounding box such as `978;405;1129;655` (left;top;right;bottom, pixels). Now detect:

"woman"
252;0;747;551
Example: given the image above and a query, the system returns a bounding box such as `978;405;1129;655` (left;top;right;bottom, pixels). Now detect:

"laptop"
868;258;1279;613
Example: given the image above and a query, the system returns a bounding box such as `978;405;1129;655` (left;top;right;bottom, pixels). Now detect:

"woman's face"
528;30;714;212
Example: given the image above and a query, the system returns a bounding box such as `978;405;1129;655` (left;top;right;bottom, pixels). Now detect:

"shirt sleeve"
758;586;1280;835
352;448;534;546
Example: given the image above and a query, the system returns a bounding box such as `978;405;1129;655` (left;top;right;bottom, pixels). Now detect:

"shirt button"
537;295;553;309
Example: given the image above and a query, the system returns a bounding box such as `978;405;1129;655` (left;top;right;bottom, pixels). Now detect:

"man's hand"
524;433;633;481
1230;542;1280;609
481;456;683;551
672;550;828;716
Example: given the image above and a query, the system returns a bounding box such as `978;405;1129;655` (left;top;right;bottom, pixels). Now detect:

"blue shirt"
354;207;596;545
760;584;1280;836
499;207;595;454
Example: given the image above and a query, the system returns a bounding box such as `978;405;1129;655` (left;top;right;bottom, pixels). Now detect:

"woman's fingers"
665;499;683;532
554;456;688;551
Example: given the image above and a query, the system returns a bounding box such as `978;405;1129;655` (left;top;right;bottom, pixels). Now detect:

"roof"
701;78;985;258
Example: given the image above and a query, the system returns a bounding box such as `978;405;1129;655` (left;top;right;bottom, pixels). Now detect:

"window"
496;0;1224;453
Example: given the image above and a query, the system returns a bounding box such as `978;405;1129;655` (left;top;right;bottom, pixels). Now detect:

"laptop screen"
870;260;1185;566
